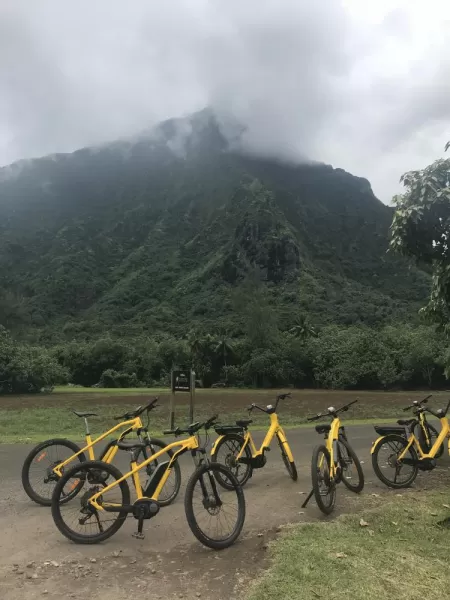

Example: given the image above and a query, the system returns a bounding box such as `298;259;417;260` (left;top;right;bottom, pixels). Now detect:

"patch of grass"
249;491;450;600
53;386;168;394
0;388;444;443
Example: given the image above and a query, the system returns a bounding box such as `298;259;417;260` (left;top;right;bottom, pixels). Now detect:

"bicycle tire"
211;434;253;490
311;444;336;515
21;438;86;506
137;438;181;506
276;434;298;481
337;437;364;493
184;463;245;550
372;434;418;489
51;460;130;544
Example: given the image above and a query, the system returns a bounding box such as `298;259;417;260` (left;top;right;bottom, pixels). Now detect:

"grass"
249;491;450;600
0;388;446;443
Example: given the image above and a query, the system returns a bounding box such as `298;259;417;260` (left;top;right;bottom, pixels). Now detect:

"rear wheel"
51;460;130;544
137;438;181;506
337;437;364;493
185;463;245;550
311;445;336;515
276;435;297;481
211;434;253;490
21;439;86;506
372;434;418;489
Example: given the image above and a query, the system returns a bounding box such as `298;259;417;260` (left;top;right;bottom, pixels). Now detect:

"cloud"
0;0;449;202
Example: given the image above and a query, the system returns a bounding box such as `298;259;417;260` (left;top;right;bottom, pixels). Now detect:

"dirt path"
1;426;448;599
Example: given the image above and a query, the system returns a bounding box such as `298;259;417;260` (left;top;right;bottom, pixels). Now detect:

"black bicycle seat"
315;424;331;434
72;410;98;418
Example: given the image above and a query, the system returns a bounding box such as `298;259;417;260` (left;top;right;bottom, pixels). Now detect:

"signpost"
169;368;196;429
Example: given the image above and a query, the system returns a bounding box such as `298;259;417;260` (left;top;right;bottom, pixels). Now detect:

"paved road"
1;425;445;600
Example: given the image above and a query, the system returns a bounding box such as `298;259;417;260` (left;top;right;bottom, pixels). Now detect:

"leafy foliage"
0;327;68;394
390;143;450;326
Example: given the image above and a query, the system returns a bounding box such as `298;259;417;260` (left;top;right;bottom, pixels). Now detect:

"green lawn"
249;491;450;600
0;387;445;443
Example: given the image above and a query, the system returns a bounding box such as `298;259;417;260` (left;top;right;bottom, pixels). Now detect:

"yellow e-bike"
302;400;364;515
21;398;180;507
371;397;450;489
210;393;297;489
51;415;245;550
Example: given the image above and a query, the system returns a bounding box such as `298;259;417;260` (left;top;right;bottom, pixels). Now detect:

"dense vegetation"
0;109;445;392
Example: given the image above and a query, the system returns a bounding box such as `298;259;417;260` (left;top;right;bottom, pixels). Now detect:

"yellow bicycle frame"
211;412;295;463
319;416;342;477
89;434;199;510
52;416;144;478
370;414;450;458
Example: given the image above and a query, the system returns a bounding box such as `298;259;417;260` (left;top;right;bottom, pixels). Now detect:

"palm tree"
215;335;234;369
289;315;317;340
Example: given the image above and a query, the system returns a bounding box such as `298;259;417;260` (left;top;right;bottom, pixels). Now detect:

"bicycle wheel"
372;434;418;489
211;434;253;490
337;437;364;493
276;434;298;481
418;423;444;459
185;463;245;550
21;438;86;506
311;445;336;515
137;438;181;506
51;460;130;544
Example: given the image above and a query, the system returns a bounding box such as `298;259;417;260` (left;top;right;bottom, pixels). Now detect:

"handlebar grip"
422;395;432;404
307;414;320;422
402;405;413;412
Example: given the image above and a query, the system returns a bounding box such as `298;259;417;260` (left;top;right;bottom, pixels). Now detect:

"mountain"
0;108;429;343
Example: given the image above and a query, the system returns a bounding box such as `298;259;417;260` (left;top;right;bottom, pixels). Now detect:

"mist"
0;0;449;202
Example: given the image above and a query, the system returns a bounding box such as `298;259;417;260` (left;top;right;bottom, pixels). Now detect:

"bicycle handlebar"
163;414;219;437
424;398;450;419
113;397;159;421
307;399;358;422
402;394;432;412
247;392;291;415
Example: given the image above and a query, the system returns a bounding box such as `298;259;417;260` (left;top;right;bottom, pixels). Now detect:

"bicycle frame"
89;434;200;511
398;415;450;460
320;416;342;477
211;412;295;463
52;416;143;478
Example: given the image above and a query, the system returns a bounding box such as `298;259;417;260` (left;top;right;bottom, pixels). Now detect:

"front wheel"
51;460;130;544
337;437;364;493
311;445;336;515
372;434;418;489
277;435;297;481
137;438;181;506
21;438;86;506
185;463;245;550
211;434;253;490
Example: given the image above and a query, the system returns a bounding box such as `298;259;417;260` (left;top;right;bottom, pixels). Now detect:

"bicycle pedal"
132;531;145;540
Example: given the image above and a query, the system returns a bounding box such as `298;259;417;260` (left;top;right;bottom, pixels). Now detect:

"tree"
288;315;318;340
390;143;450;327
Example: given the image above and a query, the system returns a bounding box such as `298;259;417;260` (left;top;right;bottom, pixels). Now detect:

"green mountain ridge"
0;109;429;343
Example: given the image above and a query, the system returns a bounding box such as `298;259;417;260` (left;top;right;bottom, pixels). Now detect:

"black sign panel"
172;370;192;392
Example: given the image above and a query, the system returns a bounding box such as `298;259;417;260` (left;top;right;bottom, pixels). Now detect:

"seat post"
84;417;90;436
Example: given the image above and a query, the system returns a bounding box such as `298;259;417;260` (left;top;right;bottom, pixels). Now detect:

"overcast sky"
1;0;449;202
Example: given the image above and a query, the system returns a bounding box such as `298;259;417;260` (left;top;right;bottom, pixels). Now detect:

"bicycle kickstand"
132;514;145;540
301;489;314;509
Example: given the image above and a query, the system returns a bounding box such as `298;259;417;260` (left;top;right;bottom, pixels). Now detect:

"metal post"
189;369;196;424
169;371;175;430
